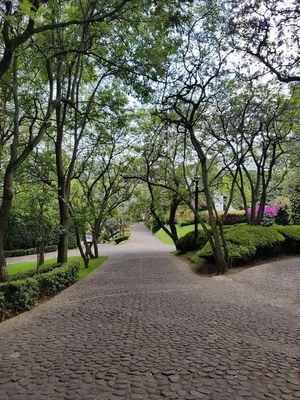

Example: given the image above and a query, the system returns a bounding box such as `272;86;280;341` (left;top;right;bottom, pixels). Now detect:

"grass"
155;224;199;244
7;255;108;281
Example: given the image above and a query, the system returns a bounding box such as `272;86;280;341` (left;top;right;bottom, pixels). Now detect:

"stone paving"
0;223;300;399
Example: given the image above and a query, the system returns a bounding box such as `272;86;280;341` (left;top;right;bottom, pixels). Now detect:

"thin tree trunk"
75;225;85;259
169;197;179;248
57;198;70;264
190;127;228;274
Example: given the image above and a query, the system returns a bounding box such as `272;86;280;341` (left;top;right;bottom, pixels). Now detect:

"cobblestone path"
0;224;300;400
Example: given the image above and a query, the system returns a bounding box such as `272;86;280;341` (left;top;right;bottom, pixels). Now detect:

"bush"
4;211;59;251
5;245;58;258
225;225;285;257
290;193;300;224
115;234;130;244
200;210;246;225
176;231;208;254
36;262;80;297
177;208;195;226
0;278;39;316
7;263;62;282
197;224;285;266
275;205;290;226
1;262;80;318
275;225;300;254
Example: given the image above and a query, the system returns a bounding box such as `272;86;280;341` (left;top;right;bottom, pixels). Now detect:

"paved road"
0;224;300;400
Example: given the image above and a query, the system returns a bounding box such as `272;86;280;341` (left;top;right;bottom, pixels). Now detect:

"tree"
201;79;297;224
0;49;59;281
160;7;233;273
229;0;300;83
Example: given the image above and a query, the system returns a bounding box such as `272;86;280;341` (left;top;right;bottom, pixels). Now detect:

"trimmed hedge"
225;225;285;257
200;210;247;225
0;262;79;318
115;234;130;244
0;278;39;315
275;226;300;254
7;263;62;282
5;245;58;258
36;263;79;296
176;231;208;254
197;225;285;266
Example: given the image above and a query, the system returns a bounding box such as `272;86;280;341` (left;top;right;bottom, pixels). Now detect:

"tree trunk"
169;197;179;249
75;225;86;259
57;193;70;264
37;244;45;273
189;127;228;274
93;236;99;258
0;167;15;282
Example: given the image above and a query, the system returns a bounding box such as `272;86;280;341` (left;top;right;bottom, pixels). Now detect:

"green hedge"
5;245;58;258
0;278;39;315
0;262;79;318
176;231;208;254
7;263;62;282
115;234;130;244
36;263;79;296
275;226;300;254
197;225;285;266
200;210;247;225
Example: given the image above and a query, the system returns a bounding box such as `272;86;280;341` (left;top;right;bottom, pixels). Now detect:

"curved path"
0;224;300;399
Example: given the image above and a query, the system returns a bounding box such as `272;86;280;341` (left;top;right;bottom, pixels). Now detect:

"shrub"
176;231;208;254
5;245;58;258
275;225;300;254
177;208;195;226
275;205;290;226
36;262;80;297
197;224;285;266
1;262;80;318
115;234;130;244
0;278;39;316
225;225;285;256
7;263;62;282
200;210;246;225
197;241;255;265
290;193;300;224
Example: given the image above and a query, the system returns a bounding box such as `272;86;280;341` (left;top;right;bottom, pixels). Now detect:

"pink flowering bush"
248;204;281;226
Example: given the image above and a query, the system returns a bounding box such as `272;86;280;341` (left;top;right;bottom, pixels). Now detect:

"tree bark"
169;196;180;248
0;168;14;281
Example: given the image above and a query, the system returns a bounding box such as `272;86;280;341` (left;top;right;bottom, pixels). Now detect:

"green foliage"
155;224;199;245
275;205;290;225
147;218;162;233
0;278;39;316
290;193;300;224
197;225;285;266
0;262;79;318
275;225;300;254
200;210;247;225
114;233;130;244
4;212;59;251
176;231;208;254
36;263;79;297
225;225;285;254
5;245;57;258
7;263;62;282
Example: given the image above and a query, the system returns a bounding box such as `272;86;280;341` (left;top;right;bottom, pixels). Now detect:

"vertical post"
194;176;199;241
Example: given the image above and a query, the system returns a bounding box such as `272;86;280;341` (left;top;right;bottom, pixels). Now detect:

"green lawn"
7;255;108;281
155;224;197;244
